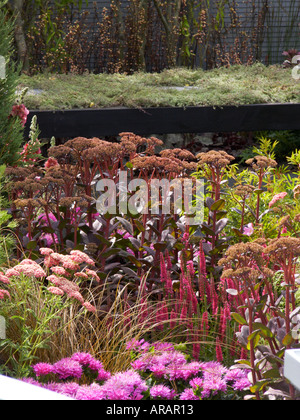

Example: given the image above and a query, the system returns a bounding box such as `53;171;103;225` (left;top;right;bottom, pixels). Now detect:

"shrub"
0;3;25;166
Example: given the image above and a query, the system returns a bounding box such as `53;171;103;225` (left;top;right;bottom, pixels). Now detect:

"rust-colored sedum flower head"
233;184;255;199
64;137;102;152
245;156;277;171
264;237;300;263
196;150;235;169
131;155;185;174
119;132;163;155
160;148;195;161
218;242;273;280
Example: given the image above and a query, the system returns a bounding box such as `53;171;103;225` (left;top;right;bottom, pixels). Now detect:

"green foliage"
0;165;17;265
0;6;24;166
0;273;74;378
18;63;300;111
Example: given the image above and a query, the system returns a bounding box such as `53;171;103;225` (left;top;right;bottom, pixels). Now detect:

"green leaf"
235;359;252;368
210;199;225;212
263;368;280;379
26;240;37;250
282;333;294;347
231;312;247;325
250;379;270;393
247;330;260;349
126;161;133;169
201;224;215;236
252;323;274;338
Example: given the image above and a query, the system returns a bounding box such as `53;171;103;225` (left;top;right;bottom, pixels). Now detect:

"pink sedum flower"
0;289;10;300
0;273;10;285
269;192;287;208
47;286;65;296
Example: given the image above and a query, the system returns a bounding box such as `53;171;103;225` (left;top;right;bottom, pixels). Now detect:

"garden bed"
19;64;300;111
21;64;300;138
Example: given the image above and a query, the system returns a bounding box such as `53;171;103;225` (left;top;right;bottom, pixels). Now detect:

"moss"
18;64;300;111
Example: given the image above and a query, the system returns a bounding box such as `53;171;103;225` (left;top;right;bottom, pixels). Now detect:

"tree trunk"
8;0;29;72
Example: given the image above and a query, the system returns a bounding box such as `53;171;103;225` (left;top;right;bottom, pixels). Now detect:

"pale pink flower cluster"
70;250;95;266
269;192;287;208
0;273;10;285
40;248;98;313
0;289;10;300
6;259;46;279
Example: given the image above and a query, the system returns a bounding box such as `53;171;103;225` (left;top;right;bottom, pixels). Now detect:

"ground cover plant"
18;63;300;111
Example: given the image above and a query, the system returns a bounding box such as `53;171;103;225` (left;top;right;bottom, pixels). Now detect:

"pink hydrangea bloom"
269;192;287;208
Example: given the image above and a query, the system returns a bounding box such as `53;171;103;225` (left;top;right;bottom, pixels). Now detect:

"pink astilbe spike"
216;338;223;363
198;240;207;302
160;253;173;297
180;301;187;321
210;278;219;315
219;306;228;343
164;250;172;271
201;311;209;341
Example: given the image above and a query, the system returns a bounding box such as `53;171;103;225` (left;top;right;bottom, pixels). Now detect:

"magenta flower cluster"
32;352;111;383
25;340;250;400
128;340;251;399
